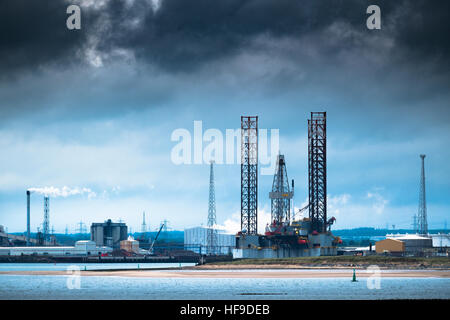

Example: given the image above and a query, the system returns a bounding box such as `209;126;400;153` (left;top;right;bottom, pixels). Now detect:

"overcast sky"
0;0;449;233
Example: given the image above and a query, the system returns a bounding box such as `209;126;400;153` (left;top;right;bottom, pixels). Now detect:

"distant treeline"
132;231;184;244
332;227;447;237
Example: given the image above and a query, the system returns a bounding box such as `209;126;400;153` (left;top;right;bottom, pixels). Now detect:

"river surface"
0;262;195;271
0;263;448;300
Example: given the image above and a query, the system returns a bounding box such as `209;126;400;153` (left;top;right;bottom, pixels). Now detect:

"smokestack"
26;190;30;246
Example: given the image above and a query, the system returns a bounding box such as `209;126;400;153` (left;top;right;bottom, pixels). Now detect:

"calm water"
0;264;449;300
0;262;195;271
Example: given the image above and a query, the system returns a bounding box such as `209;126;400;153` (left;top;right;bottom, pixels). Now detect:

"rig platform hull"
233;246;337;259
233;230;339;259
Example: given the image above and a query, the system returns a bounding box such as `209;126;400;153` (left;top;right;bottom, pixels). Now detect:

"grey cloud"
0;0;449;129
0;1;94;79
1;0;449;75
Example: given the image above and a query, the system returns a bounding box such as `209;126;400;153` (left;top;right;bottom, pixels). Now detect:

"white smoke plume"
27;186;97;199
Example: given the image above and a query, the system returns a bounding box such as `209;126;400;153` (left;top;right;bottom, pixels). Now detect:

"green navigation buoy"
352;268;357;282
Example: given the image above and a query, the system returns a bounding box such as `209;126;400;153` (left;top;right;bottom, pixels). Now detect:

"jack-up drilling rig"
234;112;341;259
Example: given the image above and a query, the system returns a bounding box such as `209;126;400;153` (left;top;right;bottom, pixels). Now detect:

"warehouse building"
386;234;433;253
375;239;405;254
376;234;435;256
184;227;235;255
91;219;127;249
0;240;112;256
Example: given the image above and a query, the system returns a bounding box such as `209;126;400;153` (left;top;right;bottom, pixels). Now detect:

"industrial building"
386;234;433;253
91;219;127;249
0;240;112;256
120;236;140;254
338;245;376;256
431;233;450;248
375;239;405;254
0;226;8;246
184;227;235;255
374;234;437;256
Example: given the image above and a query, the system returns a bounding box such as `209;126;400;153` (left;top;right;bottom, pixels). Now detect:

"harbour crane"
148;223;164;255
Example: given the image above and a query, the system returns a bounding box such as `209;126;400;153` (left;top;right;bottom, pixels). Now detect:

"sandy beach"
1;268;449;278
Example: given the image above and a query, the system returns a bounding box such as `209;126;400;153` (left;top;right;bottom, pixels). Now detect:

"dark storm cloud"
0;1;96;78
0;0;449;75
92;0;425;71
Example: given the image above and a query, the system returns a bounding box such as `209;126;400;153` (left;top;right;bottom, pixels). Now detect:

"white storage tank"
184;227;234;255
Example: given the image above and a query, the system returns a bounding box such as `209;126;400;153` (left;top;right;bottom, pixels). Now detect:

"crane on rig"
292;204;309;221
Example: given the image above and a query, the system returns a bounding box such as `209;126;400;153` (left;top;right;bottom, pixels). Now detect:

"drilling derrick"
308;112;327;233
269;155;293;226
207;161;218;255
241;116;258;235
43;196;50;242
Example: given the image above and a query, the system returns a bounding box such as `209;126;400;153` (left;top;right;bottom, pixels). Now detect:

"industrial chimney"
26;190;31;246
